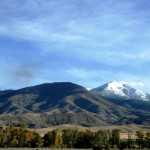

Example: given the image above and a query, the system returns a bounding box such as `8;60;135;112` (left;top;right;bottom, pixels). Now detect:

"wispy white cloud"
0;20;86;43
128;82;144;88
120;81;144;88
0;0;143;44
0;0;150;92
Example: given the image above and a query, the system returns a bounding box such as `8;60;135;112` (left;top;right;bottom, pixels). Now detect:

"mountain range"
0;82;150;128
91;81;150;112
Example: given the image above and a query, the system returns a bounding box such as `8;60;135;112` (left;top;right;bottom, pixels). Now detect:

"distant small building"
120;132;137;140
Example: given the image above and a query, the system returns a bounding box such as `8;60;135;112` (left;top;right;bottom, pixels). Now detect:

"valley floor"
31;124;150;137
0;148;149;150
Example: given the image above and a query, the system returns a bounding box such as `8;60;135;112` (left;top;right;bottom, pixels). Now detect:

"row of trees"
43;128;120;148
0;125;150;149
135;130;150;149
0;126;42;147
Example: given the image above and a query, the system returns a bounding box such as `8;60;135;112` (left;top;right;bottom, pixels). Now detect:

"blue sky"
0;0;150;92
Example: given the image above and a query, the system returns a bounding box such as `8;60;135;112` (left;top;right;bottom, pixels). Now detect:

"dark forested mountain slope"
0;82;150;128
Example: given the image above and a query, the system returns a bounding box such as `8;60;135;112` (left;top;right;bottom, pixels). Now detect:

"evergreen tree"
62;128;79;148
94;130;109;149
145;132;150;149
111;129;120;147
43;129;57;147
136;130;144;150
75;129;94;148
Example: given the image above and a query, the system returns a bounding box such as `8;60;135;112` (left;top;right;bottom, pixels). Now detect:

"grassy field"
31;124;150;137
0;148;149;150
0;148;93;150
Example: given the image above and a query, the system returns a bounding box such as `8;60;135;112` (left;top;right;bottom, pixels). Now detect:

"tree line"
0;126;42;147
0;125;150;149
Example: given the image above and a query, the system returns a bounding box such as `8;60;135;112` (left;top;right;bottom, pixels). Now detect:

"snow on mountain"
91;81;149;101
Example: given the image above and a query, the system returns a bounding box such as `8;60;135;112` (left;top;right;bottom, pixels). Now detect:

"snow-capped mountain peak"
91;81;149;101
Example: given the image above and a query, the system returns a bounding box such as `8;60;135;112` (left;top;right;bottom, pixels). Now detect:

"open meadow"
0;148;149;150
31;124;150;137
0;148;93;150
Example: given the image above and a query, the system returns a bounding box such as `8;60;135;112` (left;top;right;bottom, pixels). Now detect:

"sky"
0;0;150;92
